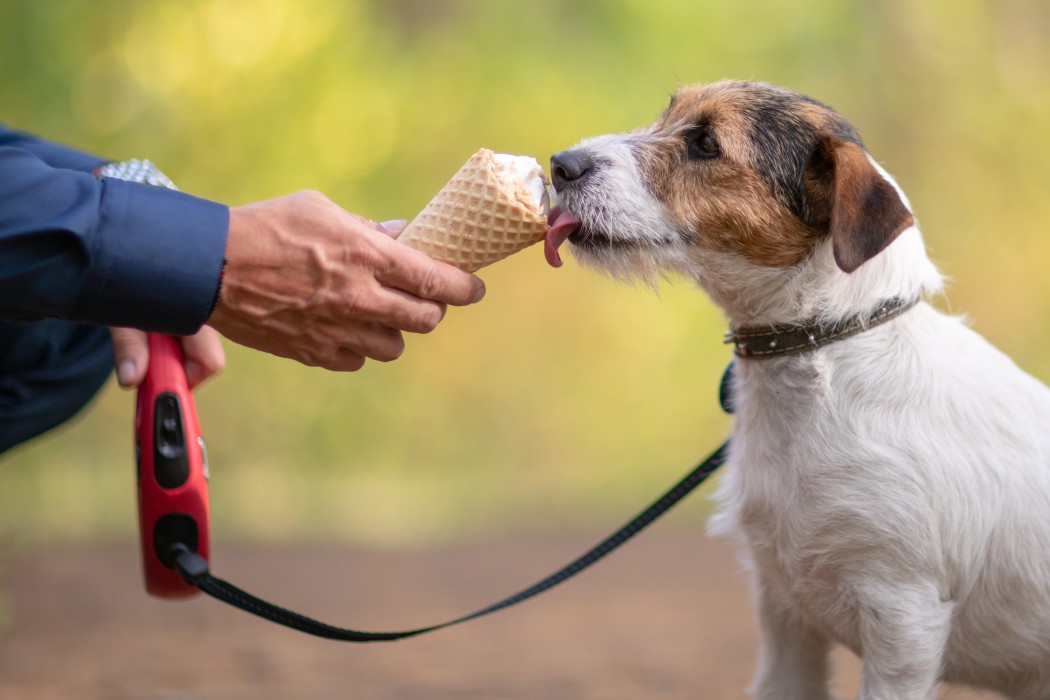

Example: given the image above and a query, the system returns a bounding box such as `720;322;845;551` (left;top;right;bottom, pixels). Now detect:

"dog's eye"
687;129;720;160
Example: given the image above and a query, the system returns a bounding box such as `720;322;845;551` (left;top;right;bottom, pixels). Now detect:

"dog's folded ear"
805;137;915;273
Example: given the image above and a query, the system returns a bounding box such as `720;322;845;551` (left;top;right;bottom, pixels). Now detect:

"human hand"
110;326;226;390
207;191;486;371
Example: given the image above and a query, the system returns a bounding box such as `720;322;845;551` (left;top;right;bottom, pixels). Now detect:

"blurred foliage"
0;0;1048;546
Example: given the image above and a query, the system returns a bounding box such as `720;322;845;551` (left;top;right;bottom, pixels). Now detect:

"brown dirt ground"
0;531;1001;700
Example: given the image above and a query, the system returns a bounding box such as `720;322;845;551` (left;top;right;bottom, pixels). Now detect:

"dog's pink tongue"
545;208;582;268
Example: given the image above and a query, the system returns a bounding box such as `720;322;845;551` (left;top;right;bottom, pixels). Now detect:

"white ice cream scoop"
492;153;551;216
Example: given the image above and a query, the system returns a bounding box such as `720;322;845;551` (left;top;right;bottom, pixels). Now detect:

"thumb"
109;327;150;389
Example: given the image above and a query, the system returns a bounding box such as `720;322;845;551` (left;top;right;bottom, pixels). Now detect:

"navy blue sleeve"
0;144;229;335
0;124;109;173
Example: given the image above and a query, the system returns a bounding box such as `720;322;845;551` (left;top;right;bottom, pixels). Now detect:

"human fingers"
330;321;405;364
375;241;486;306
181;326;226;389
368;286;449;334
328;347;367;372
296;344;368;372
110;327;149;389
210;305;404;369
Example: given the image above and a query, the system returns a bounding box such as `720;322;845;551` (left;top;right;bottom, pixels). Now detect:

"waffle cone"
399;149;549;272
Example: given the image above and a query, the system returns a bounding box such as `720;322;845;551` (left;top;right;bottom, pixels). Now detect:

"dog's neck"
684;226;943;330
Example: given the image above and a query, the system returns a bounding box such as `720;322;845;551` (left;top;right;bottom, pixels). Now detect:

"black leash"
167;441;727;641
167;365;736;642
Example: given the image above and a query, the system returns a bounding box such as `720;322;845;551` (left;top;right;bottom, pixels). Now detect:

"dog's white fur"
555;82;1050;699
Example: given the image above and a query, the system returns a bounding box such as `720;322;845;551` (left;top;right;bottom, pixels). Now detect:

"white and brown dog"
545;80;1050;699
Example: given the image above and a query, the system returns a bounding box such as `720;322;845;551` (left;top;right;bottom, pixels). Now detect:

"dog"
545;80;1050;699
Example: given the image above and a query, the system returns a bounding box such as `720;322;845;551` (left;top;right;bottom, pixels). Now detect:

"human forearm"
0;147;228;333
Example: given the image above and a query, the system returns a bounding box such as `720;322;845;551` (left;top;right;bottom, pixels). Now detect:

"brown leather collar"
724;297;920;359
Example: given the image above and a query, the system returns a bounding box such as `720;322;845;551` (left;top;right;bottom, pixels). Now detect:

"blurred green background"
1;0;1047;547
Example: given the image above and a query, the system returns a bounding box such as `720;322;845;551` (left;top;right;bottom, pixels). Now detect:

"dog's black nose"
550;150;594;192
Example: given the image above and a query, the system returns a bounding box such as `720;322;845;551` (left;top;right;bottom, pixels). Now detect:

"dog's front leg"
854;581;953;700
749;573;836;700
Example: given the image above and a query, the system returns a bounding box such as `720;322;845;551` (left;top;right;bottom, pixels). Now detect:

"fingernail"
379;219;408;234
116;359;136;387
472;282;486;303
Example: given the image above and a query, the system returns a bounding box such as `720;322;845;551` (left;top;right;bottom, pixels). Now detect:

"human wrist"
206;205;258;330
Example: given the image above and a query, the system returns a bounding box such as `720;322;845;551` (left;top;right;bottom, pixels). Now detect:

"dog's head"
547;81;922;312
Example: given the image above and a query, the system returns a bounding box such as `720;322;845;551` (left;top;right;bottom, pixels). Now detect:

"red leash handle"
134;334;211;598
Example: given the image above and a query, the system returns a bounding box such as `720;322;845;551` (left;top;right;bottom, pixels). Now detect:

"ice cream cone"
398;149;550;272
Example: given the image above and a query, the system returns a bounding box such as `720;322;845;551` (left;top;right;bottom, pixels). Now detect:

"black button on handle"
154;392;190;489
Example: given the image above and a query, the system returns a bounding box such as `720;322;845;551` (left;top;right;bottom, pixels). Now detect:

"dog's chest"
731;357;828;486
716;356;883;572
719;362;826;528
715;358;893;642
